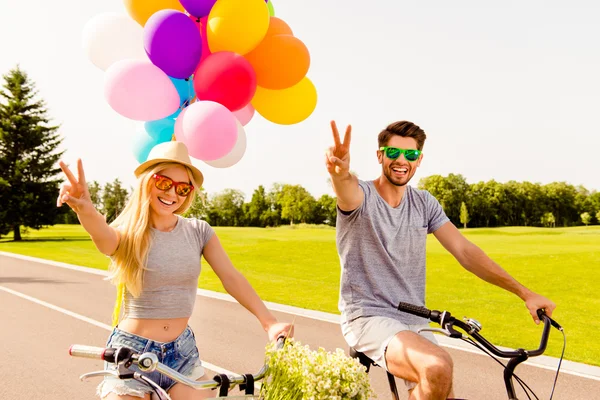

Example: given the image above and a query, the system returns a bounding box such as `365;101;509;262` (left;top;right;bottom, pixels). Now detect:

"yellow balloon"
207;0;270;55
124;0;185;26
252;77;318;125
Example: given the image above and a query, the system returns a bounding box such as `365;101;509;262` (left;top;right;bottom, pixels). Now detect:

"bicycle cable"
548;327;566;400
460;337;537;400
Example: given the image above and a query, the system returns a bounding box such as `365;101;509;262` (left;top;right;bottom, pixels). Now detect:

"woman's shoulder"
177;215;214;235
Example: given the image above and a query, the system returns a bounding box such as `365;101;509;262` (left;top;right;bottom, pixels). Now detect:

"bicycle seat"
348;347;379;373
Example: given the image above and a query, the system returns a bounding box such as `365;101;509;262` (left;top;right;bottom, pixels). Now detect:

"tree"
581;212;591;226
278;184;317;224
246;185;270;227
182;187;208;220
205;189;245;226
315;194;337;226
596;210;600;225
541;212;556;228
102;179;129;223
460;201;470;229
0;66;64;240
88;180;103;212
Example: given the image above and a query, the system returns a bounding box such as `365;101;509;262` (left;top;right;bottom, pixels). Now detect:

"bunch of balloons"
82;0;317;168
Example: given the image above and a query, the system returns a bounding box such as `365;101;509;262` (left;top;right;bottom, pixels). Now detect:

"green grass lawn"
1;224;599;366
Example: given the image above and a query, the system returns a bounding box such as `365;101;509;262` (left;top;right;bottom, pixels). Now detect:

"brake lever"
417;327;456;337
79;370;119;382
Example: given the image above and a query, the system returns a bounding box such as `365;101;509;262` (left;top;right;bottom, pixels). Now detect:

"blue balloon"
132;118;176;163
169;77;195;107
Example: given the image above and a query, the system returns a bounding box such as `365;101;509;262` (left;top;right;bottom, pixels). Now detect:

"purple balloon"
144;10;202;79
179;0;217;18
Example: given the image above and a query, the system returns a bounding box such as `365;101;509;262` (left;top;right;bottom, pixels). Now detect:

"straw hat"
134;141;204;187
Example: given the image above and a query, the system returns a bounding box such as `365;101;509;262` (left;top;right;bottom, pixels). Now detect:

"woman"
57;141;293;399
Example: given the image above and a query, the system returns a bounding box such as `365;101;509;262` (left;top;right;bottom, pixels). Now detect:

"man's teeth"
158;198;175;205
392;168;407;173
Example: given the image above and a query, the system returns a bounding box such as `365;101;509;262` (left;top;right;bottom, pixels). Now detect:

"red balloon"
193;52;257;112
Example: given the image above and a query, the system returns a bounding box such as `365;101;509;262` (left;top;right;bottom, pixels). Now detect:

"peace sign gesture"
56;159;95;215
325;120;352;177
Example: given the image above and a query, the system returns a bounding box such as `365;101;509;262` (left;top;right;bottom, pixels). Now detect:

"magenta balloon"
104;59;179;121
180;0;217;18
144;10;202;79
193;52;257;112
180;101;238;161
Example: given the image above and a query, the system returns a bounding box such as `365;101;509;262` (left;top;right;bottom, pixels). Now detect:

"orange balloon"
266;17;293;37
245;34;310;90
124;0;185;26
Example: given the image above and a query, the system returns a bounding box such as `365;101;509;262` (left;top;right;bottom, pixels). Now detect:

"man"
326;120;556;400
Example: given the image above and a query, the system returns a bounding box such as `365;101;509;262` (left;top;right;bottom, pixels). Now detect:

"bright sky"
1;0;598;198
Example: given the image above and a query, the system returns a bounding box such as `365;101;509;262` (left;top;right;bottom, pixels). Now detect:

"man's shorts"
97;325;205;398
342;315;438;390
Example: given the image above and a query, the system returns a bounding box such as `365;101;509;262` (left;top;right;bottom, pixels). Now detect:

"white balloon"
82;13;147;71
204;121;247;168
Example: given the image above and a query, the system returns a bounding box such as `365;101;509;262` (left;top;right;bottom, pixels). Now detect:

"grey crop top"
122;215;215;319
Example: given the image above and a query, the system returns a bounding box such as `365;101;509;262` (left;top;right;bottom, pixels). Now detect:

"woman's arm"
202;234;294;340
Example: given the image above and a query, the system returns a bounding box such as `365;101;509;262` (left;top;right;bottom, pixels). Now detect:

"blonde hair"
109;162;199;326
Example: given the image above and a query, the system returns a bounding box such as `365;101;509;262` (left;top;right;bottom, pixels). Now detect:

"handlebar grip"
69;345;107;360
397;301;431;319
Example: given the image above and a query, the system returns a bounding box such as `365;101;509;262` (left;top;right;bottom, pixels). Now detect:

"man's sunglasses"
153;174;194;197
379;146;422;162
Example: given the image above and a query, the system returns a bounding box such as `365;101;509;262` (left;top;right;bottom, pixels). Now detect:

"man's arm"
433;221;556;324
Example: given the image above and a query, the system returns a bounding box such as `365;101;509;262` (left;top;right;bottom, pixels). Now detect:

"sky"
1;0;598;199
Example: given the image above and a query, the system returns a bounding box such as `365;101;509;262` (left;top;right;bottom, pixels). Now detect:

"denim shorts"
97;326;205;399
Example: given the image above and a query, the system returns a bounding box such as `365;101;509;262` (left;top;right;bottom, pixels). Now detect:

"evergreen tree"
0;66;64;240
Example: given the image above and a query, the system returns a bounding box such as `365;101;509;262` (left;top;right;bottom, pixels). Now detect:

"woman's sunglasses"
153;174;194;197
379;146;422;162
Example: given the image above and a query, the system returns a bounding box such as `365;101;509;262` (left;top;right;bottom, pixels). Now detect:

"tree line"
79;175;599;229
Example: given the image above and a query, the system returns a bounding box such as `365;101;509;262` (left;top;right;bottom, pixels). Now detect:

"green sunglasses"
379;146;422;162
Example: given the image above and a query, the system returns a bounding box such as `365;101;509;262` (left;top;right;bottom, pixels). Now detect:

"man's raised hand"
325;120;352;177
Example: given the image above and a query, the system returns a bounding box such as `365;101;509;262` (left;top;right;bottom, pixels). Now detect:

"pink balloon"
104;59;179;121
180;101;238;161
174;108;187;141
233;103;255;126
204;120;247;168
193;52;257;112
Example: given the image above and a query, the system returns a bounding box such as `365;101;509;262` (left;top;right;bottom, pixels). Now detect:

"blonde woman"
57;141;293;400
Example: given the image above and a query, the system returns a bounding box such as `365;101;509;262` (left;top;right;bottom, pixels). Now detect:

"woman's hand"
57;159;95;215
267;321;295;342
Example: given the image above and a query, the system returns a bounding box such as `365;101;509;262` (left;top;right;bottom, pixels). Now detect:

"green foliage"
460;201;470;228
581;212;591;226
0;65;64;240
541;212;556;227
101;179;129;223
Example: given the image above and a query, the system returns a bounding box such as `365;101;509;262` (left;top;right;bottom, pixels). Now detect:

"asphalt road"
1;253;598;399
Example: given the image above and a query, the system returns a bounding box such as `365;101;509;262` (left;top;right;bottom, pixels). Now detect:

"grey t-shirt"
122;215;215;319
336;180;450;325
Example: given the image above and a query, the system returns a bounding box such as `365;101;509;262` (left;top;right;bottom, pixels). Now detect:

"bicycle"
350;302;565;400
69;337;286;400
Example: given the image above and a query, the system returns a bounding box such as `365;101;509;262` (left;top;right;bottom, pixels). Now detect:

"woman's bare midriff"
118;317;190;342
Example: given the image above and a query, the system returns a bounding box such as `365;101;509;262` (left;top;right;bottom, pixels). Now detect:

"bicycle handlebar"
69;337;286;391
396;301;553;358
